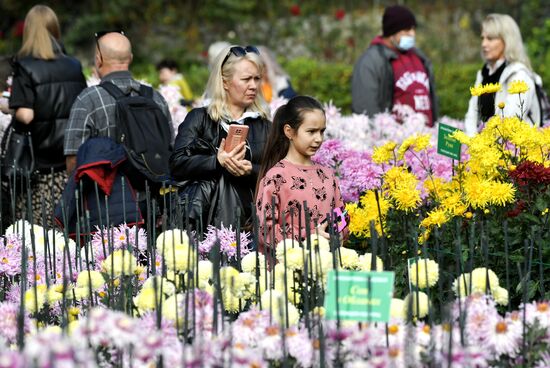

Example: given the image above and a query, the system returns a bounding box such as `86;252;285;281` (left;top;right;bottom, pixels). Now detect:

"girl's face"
224;59;261;112
286;109;326;160
481;31;505;63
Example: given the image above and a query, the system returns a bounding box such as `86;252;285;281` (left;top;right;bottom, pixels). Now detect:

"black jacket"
12;53;86;170
55;137;143;236
170;107;271;228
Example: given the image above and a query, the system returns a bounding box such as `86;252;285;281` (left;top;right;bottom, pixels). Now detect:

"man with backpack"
64;31;173;175
60;32;173;232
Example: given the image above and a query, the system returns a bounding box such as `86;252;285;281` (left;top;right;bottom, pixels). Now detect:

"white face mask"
396;35;415;51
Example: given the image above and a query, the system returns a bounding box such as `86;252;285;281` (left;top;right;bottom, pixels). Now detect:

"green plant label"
324;270;394;322
437;123;461;160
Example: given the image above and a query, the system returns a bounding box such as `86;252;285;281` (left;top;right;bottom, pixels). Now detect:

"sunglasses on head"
94;30;125;63
221;45;260;68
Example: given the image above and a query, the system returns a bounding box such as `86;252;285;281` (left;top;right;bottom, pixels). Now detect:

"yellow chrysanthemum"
470;82;501;96
420;208;448;229
392;187;421;212
346;191;389;238
487;181;515;206
384;167;421;212
507;80;529;94
372;141;397;164
397;134;431;160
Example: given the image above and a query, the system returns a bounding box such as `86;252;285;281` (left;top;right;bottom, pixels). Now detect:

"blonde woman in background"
257;46;297;102
465;13;541;136
6;5;86;225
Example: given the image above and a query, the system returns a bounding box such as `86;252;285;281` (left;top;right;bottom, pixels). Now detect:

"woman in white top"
465;13;540;136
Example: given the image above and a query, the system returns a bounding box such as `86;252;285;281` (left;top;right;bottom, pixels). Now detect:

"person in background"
8;5;86;226
257;46;297;102
64;32;172;175
256;96;346;251
464;13;541;136
156;59;194;106
351;5;438;126
170;45;271;230
207;41;230;70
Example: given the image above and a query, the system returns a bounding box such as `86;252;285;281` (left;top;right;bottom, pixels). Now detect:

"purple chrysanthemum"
199;225;251;260
0;234;23;277
0;302;30;344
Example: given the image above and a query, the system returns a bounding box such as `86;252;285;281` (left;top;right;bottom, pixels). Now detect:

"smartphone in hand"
225;124;249;153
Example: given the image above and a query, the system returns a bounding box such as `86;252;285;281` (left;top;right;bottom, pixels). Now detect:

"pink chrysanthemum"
0;234;23;277
0;302;30;344
199;225;251;260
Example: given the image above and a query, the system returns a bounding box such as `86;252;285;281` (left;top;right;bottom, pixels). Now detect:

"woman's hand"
225;158;252;176
316;222;330;240
218;138;248;175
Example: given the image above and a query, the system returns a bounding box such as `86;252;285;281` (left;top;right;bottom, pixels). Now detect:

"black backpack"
534;81;550;125
100;82;172;185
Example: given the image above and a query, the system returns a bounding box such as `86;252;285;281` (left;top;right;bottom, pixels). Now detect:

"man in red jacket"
351;5;438;126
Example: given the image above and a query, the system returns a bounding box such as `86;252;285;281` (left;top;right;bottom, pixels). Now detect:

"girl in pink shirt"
255;96;346;251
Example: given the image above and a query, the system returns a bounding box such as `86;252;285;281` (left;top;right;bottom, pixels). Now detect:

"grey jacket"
351;43;438;121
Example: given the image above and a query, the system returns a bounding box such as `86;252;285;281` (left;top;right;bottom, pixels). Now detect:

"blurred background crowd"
1;0;549;119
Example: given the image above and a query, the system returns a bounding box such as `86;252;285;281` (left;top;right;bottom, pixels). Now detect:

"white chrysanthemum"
101;250;137;276
471;267;499;292
309;234;331;252
311;249;334;278
196;260;213;288
338;247;360;270
142;276;176;296
492;286;509;306
156;229;189;254
76;270;105;291
277;247;307;271
259;289;299;326
358;253;384;272
404;291;430;319
163;244;196;272
235;272;256;300
134;288;163;313
220;266;241;289
452;273;471;297
390;298;406;320
275;239;301;259
486;318;522;358
409;259;439;289
241;252;266;273
162;293;183;324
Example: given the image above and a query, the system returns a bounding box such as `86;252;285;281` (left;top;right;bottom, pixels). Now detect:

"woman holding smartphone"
169;45;271;230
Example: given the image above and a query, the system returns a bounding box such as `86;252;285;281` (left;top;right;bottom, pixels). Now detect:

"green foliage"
528;19;550;89
283;58;352;113
434;63;480;119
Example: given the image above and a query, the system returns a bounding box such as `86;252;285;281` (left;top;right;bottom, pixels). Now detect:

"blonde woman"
7;5;86;225
465;13;541;136
170;45;271;229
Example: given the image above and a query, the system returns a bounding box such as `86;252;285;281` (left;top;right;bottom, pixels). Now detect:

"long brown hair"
18;5;61;60
256;96;325;192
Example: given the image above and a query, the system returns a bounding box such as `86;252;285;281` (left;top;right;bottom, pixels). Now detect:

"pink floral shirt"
256;159;345;249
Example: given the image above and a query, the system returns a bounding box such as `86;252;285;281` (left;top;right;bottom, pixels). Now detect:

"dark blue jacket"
55;137;144;235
